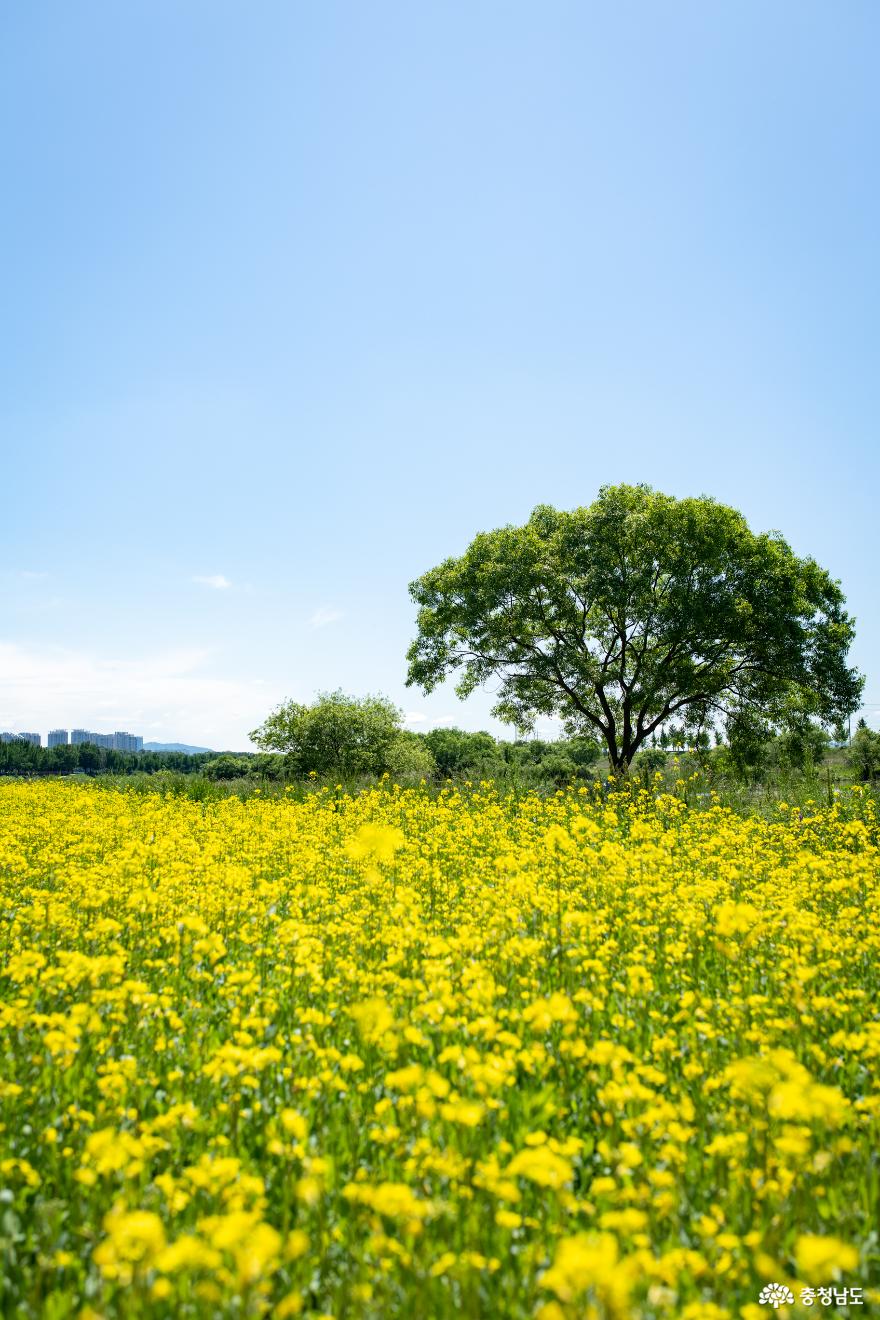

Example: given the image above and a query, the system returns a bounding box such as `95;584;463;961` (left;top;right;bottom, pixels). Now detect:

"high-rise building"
71;729;108;747
112;731;143;752
70;728;143;750
37;727;144;750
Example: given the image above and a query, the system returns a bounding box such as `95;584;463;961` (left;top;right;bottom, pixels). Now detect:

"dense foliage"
407;485;863;771
0;741;218;777
1;781;878;1317
849;722;880;782
249;692;404;777
3;716;874;802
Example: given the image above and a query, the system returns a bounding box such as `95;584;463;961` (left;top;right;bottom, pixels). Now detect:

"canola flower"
0;779;878;1318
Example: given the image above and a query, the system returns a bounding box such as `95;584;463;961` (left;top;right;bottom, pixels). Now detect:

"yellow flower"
345;823;405;863
439;1098;485;1127
0;1158;40;1189
542;825;575;854
715;901;760;938
155;1234;221;1273
2;777;878;1315
542;1232;627;1307
276;1295;303;1318
280;1109;309;1140
285;1229;309;1260
794;1235;859;1283
93;1210;167;1283
235;1221;282;1285
349;997;396;1043
507;1147;573;1190
522;992;577;1030
429;1251;458;1277
384;1064;425;1093
343;1181;434;1222
598;1207;648;1234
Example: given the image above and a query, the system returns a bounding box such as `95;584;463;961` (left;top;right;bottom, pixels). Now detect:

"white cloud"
0;642;279;750
192;574;232;590
403;711;427;725
0;569;50;584
308;606;343;630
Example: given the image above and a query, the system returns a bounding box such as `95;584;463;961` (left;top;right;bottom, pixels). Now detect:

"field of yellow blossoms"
1;780;878;1319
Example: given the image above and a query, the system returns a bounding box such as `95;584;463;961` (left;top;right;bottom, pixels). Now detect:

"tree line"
5;484;869;790
0;741;218;777
3;701;877;789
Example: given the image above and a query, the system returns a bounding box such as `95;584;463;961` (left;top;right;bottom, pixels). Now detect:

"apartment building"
70;729;143;752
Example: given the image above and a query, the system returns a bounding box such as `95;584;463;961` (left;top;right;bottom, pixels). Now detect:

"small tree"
250;690;402;778
772;722;829;773
406;485;863;773
423;727;500;777
848;724;880;782
384;732;437;784
831;719;850;747
251;753;285;781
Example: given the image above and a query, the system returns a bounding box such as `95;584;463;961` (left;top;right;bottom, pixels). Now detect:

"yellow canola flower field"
0;780;878;1319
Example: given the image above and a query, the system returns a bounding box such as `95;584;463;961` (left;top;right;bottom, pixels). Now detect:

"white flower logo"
759;1283;795;1308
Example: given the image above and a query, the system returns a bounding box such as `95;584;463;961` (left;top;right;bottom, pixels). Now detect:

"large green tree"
406;484;863;773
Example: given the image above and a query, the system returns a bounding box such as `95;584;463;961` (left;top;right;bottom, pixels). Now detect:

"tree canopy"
249;690;403;777
406;484;863;772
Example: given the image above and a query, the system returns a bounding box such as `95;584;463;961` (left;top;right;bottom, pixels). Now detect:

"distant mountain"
143;742;214;755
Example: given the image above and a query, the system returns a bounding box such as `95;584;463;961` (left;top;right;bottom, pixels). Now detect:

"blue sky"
2;2;878;749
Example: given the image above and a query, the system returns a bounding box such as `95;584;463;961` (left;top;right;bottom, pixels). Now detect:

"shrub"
384;733;437;784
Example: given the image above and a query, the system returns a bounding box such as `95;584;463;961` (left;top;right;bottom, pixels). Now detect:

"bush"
384;733;437;784
849;725;880;781
251;691;402;777
770;724;829;772
539;752;579;787
251;753;285;781
203;755;251;781
634;747;668;775
423;728;500;777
